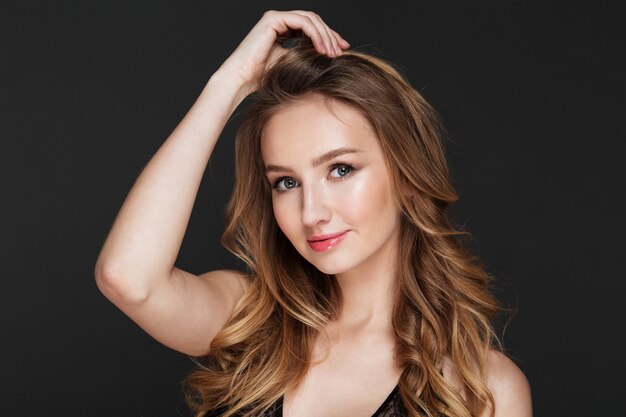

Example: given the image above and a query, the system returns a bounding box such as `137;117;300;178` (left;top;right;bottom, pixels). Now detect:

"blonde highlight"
183;38;508;417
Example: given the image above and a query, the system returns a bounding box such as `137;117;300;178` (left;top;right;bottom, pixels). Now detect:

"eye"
329;163;354;179
271;163;356;193
273;177;299;192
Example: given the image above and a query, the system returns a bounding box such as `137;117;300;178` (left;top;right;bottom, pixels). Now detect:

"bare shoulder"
197;268;252;294
194;268;254;314
483;350;533;417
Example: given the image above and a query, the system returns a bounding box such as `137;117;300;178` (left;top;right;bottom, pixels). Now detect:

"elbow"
94;262;151;306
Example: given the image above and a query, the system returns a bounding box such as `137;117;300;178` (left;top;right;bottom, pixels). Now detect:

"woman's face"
261;94;401;275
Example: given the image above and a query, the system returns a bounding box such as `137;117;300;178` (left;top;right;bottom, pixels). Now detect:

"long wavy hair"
183;38;505;417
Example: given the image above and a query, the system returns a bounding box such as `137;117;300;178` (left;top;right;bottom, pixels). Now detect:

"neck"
332;237;398;336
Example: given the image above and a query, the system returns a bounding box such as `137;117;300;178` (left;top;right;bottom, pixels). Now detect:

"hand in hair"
94;10;348;358
216;10;350;100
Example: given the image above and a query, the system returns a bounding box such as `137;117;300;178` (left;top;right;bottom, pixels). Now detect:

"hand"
216;10;350;99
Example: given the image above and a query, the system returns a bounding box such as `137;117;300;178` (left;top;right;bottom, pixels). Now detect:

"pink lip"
307;231;348;252
307;230;348;241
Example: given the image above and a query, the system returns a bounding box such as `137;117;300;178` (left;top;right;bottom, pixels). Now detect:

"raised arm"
94;10;349;357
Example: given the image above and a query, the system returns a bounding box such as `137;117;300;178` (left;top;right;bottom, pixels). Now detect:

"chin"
312;264;342;275
305;257;352;275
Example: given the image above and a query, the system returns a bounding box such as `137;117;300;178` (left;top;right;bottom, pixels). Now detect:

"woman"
95;10;532;417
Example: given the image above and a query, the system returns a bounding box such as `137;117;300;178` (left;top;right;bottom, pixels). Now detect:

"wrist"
209;66;254;108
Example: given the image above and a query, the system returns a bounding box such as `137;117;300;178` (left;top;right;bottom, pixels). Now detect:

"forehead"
260;95;380;164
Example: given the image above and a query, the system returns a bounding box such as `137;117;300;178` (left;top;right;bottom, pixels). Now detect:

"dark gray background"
1;0;624;415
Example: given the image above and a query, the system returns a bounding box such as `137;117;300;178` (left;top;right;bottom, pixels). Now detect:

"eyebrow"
264;147;361;174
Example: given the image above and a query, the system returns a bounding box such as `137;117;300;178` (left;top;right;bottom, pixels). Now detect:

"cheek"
337;171;394;224
272;197;298;237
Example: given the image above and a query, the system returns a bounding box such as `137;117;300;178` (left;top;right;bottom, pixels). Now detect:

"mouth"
307;230;348;242
307;231;349;252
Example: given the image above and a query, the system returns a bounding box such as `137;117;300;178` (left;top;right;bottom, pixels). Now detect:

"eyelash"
272;162;357;193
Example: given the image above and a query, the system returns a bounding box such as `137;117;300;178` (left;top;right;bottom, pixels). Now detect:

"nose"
301;181;332;228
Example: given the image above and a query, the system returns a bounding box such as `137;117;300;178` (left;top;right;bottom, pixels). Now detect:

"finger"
273;12;327;55
308;13;341;56
291;11;336;56
330;29;350;49
317;17;342;55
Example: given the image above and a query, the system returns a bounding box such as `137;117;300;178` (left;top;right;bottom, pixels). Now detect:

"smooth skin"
262;95;406;416
94;10;531;417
